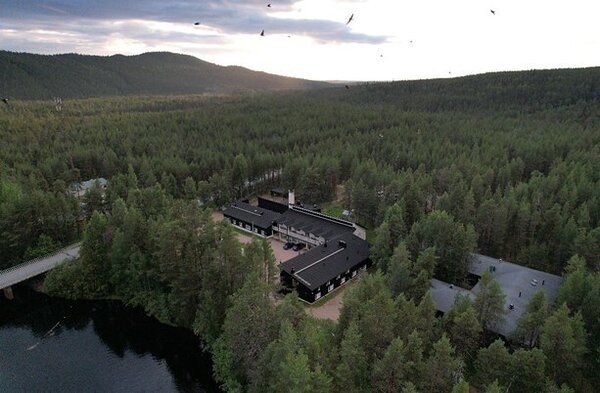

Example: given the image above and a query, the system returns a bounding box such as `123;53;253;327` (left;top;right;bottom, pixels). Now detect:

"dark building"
257;196;289;214
280;232;371;303
224;191;370;303
223;201;281;237
270;188;288;198
273;205;355;248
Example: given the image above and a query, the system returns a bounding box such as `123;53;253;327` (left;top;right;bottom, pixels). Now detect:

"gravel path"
306;288;345;321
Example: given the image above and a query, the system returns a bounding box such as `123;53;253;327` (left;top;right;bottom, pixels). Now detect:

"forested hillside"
1;66;599;391
0;51;328;99
318;66;600;115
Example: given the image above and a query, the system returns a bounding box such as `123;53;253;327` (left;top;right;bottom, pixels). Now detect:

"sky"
1;0;599;81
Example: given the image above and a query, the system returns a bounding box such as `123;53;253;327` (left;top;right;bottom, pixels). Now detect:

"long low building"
223;191;370;302
431;254;563;337
273;205;356;248
280;232;371;302
223;201;281;237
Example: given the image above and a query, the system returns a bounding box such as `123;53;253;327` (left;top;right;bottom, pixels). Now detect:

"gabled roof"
223;201;281;229
276;205;355;240
431;254;563;337
281;232;370;291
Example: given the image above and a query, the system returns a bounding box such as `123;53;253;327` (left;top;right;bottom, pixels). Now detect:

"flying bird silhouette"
490;9;495;15
1;98;8;105
194;22;200;25
346;13;354;25
260;29;265;36
267;3;271;7
345;85;350;89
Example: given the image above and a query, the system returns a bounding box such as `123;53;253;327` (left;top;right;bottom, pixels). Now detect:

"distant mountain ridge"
316;66;600;113
0;51;329;99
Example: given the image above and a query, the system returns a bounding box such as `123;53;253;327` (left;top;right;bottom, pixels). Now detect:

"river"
0;285;220;392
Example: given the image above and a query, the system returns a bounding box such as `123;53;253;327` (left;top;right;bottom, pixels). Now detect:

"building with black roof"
273;205;356;248
223;201;281;237
223;191;370;302
280;232;371;302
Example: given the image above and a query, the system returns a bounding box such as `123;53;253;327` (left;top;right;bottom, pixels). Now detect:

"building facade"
280;233;371;302
223;201;280;237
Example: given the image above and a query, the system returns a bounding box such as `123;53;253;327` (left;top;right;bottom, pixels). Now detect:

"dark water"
0;285;220;393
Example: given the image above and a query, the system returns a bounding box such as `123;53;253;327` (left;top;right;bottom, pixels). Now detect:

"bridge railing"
0;242;81;276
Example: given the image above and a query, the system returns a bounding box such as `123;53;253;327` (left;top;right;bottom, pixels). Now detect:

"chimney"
288;190;295;205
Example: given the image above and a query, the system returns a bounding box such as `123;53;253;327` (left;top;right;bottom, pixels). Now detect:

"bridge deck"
0;244;81;290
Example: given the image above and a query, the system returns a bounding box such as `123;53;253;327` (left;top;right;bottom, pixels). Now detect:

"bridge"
0;243;81;299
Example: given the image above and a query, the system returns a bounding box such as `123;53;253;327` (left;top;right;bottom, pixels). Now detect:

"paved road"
0;244;81;290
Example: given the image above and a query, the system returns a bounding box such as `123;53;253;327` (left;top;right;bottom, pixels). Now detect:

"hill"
0;51;329;99
314;66;600;114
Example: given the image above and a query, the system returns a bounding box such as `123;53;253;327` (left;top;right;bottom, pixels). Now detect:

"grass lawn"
232;226;262;240
322;203;345;219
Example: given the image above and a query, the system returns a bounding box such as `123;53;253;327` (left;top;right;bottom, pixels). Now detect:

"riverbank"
0;285;220;392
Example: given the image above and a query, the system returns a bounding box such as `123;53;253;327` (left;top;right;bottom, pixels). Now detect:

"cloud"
0;0;387;45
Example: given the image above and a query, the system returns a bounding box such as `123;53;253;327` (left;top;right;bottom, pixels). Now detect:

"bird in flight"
1;98;8;105
345;85;350;89
194;22;200;25
260;29;265;36
267;3;271;7
490;9;496;15
346;13;354;25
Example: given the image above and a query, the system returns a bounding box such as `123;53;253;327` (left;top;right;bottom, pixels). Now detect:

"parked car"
293;243;306;251
283;242;294;250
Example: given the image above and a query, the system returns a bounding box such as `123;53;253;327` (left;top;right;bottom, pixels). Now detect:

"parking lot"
269;238;299;265
213;210;300;265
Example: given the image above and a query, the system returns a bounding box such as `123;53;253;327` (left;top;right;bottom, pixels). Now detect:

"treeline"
0;173;82;268
45;185;599;391
214;204;598;392
45;180;278;344
2;69;600;273
0;51;328;100
5;67;596;391
315;66;600;114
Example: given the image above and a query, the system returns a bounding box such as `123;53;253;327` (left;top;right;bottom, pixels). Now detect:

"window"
352;271;357;277
314;292;321;300
341;277;346;284
328;283;334;292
